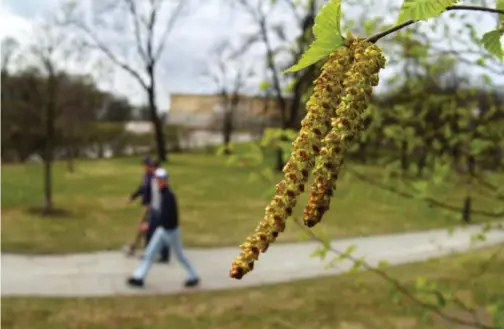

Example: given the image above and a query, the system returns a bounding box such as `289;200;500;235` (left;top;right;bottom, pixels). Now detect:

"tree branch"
123;0;148;62
154;0;185;62
367;5;504;43
347;168;504;218
291;217;499;329
69;21;148;90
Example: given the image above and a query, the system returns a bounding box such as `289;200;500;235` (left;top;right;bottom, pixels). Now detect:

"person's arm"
129;186;143;201
128;175;148;202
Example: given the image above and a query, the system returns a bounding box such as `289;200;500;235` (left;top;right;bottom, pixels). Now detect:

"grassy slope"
2;245;503;329
2;150;502;253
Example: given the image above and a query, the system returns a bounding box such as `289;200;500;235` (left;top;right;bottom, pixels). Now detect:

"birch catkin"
304;38;386;227
229;38;386;280
229;47;354;279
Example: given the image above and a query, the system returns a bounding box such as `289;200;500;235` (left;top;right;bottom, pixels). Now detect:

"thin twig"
367;5;504;43
367;20;416;43
291;217;499;329
347;168;504;218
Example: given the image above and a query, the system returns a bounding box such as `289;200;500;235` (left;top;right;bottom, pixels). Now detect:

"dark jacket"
159;186;179;230
130;173;153;206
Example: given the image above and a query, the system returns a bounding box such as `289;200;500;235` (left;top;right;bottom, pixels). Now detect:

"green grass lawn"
2;245;503;329
1;147;503;254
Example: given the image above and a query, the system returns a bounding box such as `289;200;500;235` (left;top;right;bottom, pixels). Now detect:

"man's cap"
143;157;154;166
154;168;168;179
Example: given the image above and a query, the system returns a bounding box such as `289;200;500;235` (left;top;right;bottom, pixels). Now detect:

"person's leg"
166;228;198;283
149;210;170;262
131;227;166;282
144;209;154;248
159;239;170;262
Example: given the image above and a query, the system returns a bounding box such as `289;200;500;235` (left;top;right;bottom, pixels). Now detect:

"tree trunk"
66;147;74;173
147;65;167;162
288;65;316;130
400;139;409;174
43;159;53;212
222;111;233;155
43;72;56;213
289;85;303;130
462;195;471;223
98;144;104;158
358;142;368;163
462;154;476;223
417;151;427;178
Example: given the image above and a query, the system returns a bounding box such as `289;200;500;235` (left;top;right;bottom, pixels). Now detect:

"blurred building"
166;93;288;130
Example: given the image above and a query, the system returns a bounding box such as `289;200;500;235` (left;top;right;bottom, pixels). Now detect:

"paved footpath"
2;223;504;297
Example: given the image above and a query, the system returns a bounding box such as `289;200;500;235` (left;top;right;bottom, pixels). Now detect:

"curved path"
2;224;504;297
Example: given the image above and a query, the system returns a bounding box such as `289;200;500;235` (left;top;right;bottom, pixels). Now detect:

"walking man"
127;168;200;288
127;157;170;262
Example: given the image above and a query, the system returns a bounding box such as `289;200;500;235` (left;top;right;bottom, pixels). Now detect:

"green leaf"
349;257;365;273
325;255;344;269
412;180;429;197
378;260;389;269
433;291;447;307
498;0;504;21
415;276;427;290
215;145;228;156
284;36;344;73
470;232;487;243
312;0;342;40
397;0;460;23
226;154;240;166
310;245;329;260
489;301;504;328
284;0;344;73
248;172;260;182
336;244;357;262
258;81;271;90
481;29;504;61
260;167;275;182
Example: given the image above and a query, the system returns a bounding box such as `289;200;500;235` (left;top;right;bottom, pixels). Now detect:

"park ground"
2;145;503;254
2;244;503;329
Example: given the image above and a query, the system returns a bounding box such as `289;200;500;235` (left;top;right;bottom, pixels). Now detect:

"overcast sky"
1;0;503;112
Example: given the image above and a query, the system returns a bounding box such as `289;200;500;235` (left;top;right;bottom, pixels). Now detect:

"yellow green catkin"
229;47;354;279
303;38;386;227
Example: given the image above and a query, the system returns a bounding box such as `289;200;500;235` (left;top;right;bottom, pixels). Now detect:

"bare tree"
234;0;289;129
28;20;70;213
231;0;324;130
203;41;254;154
64;0;187;162
280;0;320;129
1;37;19;73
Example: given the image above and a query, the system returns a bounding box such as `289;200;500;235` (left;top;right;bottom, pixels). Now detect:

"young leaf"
415;276;427;290
481;29;504;61
258;81;271;90
325;255;344;269
284;0;344;73
310;245;329;260
312;0;342;40
377;260;390;269
397;0;460;23
498;0;504;21
349;257;365;273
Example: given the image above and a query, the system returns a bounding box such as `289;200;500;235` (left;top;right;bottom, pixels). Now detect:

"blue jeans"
132;227;198;281
145;209;169;260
